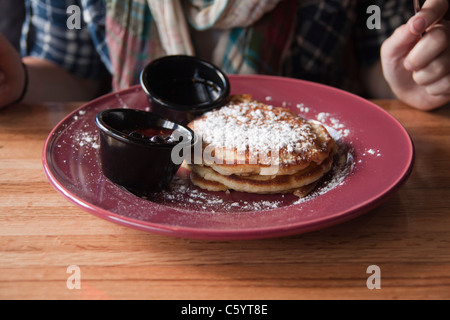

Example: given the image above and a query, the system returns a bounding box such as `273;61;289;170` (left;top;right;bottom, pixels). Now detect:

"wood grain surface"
1;100;449;300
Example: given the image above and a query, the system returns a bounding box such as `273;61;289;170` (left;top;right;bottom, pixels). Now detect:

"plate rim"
42;74;415;240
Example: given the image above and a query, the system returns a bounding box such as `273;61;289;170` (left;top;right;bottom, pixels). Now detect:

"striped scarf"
105;0;297;90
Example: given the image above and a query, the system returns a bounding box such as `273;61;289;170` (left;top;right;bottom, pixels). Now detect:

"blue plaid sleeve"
80;0;112;75
21;0;109;80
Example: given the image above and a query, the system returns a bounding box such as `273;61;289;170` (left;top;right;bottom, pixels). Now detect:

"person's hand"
0;33;26;109
381;0;450;111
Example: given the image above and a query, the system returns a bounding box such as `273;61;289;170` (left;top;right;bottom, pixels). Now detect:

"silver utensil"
413;0;421;14
413;0;425;36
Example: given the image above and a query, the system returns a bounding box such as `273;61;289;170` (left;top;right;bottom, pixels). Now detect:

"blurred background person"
0;0;449;111
0;0;25;51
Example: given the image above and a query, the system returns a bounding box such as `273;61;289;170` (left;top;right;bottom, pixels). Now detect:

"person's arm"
381;0;450;111
1;0;108;109
0;33;101;108
23;56;102;104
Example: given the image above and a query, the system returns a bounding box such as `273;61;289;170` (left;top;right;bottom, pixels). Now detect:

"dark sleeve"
0;0;25;51
355;0;414;67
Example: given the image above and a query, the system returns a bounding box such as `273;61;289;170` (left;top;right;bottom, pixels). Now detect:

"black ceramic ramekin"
140;55;230;125
95;108;196;195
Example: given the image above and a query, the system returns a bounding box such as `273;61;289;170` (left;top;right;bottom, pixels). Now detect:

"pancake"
189;146;334;194
190;170;319;198
188;94;335;176
186;94;337;197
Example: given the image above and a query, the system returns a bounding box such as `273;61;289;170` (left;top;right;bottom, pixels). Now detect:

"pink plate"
42;75;414;240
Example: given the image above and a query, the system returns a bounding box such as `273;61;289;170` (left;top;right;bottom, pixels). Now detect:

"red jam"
123;127;177;144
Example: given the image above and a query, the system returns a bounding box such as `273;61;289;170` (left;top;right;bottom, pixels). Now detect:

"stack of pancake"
186;94;337;197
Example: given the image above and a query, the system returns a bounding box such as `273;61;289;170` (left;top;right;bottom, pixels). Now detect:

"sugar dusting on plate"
65;99;357;214
144;107;355;213
145;173;289;213
144;135;354;213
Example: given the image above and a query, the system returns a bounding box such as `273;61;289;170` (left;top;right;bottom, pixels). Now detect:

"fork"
413;0;421;14
413;0;425;36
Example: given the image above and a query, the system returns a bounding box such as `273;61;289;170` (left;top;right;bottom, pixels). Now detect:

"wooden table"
1;99;449;301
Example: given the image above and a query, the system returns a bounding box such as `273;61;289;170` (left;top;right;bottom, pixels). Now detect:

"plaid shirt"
21;0;110;79
21;0;414;94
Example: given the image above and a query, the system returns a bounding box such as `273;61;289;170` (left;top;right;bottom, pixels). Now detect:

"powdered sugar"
143;120;354;213
62;96;355;214
316;112;350;137
296;103;310;113
293;138;354;205
72;131;100;149
357;148;382;164
364;148;381;157
143;132;354;213
191;100;319;162
141;99;356;213
145;173;288;213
